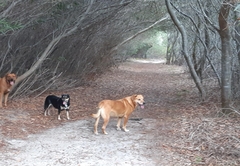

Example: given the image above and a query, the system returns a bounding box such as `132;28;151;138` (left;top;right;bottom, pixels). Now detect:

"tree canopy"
1;0;240;112
0;0;167;96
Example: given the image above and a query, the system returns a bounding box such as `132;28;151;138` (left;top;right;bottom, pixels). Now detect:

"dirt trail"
0;60;239;166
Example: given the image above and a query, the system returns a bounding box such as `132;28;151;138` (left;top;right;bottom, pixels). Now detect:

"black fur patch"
44;94;70;120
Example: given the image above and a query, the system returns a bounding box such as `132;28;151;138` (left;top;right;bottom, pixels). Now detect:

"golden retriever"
0;73;17;108
92;94;145;135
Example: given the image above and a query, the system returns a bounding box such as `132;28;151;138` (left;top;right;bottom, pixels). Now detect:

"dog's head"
133;94;145;109
61;94;70;107
5;73;17;86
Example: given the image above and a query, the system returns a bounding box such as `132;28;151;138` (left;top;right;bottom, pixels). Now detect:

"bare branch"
14;0;95;87
110;14;169;54
0;0;22;19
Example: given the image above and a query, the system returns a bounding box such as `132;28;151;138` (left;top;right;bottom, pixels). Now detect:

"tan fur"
0;73;17;108
91;94;145;135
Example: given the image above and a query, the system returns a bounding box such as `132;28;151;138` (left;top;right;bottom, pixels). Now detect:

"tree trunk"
165;0;206;99
166;35;172;65
12;0;94;88
166;31;179;65
218;0;232;112
234;4;240;65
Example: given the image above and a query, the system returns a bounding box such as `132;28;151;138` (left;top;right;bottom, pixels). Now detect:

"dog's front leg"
3;92;9;107
66;109;70;120
122;115;129;132
58;109;61;120
0;93;3;108
116;117;122;131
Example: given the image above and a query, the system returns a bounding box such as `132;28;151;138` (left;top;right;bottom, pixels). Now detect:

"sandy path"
1;60;238;165
1;119;178;166
0;60;191;166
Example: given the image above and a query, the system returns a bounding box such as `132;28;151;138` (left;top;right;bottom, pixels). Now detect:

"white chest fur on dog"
44;94;70;120
60;106;70;110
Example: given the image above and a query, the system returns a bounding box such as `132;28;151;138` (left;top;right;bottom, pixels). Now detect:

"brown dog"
92;94;145;135
0;73;17;108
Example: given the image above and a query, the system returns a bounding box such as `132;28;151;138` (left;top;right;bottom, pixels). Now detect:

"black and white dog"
44;94;70;120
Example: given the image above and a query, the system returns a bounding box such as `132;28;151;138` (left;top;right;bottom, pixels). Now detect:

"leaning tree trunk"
165;0;206;99
166;31;179;65
218;0;233;112
12;0;94;89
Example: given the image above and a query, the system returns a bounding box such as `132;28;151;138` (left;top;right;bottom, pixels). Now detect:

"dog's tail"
91;101;105;118
91;108;101;118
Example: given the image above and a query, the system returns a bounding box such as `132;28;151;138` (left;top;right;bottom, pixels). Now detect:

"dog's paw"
123;129;129;132
116;127;121;131
94;132;98;135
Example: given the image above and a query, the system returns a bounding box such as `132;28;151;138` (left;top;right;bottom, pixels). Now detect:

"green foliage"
146;31;167;58
0;19;23;34
124;30;167;59
135;43;152;52
0;1;7;7
195;156;203;163
53;0;82;13
58;56;67;62
56;2;66;10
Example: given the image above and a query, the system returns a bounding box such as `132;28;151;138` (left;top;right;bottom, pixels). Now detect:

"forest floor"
0;59;240;166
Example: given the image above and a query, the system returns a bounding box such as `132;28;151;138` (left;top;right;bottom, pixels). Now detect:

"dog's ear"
4;73;10;80
131;94;138;100
5;73;17;79
133;94;138;97
13;73;17;79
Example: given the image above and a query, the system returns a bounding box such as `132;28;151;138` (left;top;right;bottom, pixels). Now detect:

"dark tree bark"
166;31;179;65
165;0;206;99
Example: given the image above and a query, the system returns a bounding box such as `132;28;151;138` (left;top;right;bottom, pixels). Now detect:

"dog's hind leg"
102;116;110;135
44;109;47;116
44;104;51;116
94;116;100;135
